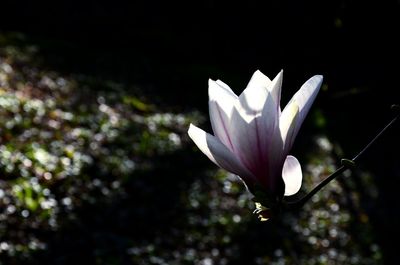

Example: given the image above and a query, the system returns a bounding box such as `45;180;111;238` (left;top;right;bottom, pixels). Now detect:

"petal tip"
253;69;268;79
274;69;284;79
208;79;219;98
313;75;323;82
187;123;199;137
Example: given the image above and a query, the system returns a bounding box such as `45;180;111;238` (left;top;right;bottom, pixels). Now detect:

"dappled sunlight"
0;42;201;261
0;32;390;264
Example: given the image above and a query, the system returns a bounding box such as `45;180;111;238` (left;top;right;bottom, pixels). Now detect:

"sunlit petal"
208;79;237;151
283;75;323;140
268;70;283;113
280;101;299;153
282;155;302;196
230;93;277;186
246;70;272;91
188;124;254;181
189;71;322;200
238;70;270;114
215;79;237;96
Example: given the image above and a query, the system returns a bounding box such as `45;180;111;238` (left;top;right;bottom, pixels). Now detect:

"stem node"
341;158;356;168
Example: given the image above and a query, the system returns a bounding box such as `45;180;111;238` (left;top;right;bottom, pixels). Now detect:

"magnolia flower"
188;70;323;203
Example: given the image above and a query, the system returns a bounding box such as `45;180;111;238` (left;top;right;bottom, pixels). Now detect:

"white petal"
208;79;237;151
188;124;254;181
209;79;238;99
247;70;272;91
282;155;302;196
238;70;271;114
281;75;323;148
232;71;277;175
216;79;236;96
279;101;299;153
289;75;323;131
230;92;277;183
267;70;283;113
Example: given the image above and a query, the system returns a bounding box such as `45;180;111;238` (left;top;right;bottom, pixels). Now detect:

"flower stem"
286;105;399;210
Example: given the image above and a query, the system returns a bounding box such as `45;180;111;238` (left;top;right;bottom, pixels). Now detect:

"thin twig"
352;113;398;161
286;107;399;209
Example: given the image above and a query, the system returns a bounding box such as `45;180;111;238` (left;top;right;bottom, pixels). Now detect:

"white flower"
188;70;323;199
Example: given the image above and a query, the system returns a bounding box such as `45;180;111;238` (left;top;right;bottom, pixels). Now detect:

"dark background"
1;0;399;264
2;0;398;107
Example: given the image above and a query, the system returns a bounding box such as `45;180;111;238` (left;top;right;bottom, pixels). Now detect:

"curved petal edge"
188;124;254;182
282;155;303;196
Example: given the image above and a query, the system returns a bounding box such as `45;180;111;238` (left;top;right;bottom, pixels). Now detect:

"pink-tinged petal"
232;71;278;182
267;70;283;113
281;75;323;148
282;155;302;196
279;102;300;154
262;124;286;194
230;93;277;187
188;124;255;182
208;79;238;151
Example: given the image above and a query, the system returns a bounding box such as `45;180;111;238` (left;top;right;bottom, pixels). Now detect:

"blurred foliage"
0;34;383;265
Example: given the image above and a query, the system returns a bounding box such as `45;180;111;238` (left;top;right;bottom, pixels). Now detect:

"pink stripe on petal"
230;93;277;188
208;79;237;151
188;124;255;184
